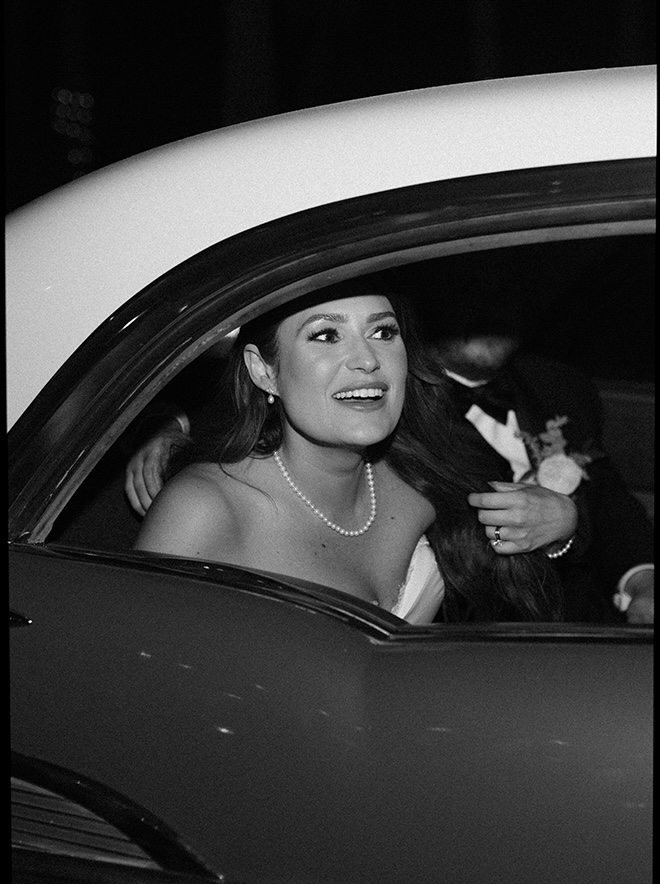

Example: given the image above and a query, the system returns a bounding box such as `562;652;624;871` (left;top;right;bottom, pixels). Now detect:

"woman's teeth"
333;388;384;400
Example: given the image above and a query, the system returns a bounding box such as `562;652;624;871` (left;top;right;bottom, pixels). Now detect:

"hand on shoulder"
124;421;189;516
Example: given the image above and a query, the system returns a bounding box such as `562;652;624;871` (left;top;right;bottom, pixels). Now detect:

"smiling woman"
134;285;439;619
133;278;567;624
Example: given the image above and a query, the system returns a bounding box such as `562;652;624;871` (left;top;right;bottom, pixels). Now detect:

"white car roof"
5;65;657;429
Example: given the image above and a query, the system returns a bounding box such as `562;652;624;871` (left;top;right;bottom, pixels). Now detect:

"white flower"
536;452;586;495
517;416;599;495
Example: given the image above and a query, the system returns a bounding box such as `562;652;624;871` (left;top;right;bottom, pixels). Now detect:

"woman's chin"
343;424;398;449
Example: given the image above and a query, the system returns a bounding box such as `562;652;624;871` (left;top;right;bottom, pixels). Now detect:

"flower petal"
537;453;585;495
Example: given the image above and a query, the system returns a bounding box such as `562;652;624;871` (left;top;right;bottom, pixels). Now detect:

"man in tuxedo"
431;331;654;623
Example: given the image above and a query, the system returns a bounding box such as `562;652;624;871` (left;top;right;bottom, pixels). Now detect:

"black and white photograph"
8;3;654;882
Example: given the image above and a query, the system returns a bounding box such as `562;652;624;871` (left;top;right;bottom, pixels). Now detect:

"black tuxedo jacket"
447;352;654;622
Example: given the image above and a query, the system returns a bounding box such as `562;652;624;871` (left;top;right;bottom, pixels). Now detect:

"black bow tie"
448;374;518;425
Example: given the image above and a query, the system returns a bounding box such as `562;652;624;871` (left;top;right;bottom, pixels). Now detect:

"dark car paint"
10;543;652;884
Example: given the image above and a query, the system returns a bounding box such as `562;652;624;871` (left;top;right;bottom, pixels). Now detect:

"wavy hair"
390;297;562;621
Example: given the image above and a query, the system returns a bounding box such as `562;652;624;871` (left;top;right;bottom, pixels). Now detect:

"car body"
9;66;654;883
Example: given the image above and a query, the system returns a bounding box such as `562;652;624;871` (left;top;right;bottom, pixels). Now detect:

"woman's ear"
243;344;277;394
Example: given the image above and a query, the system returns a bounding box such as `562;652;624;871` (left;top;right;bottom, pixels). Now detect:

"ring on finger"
491;526;503;547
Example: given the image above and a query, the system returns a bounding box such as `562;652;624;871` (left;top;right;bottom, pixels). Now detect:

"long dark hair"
388;295;563;621
171;279;563;622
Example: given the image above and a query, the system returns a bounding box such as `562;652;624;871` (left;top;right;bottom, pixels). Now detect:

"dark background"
5;0;656;214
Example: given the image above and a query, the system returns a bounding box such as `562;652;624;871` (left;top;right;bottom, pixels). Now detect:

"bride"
135;280;562;623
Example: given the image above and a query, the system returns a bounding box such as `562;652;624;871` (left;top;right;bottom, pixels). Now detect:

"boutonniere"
516;416;600;495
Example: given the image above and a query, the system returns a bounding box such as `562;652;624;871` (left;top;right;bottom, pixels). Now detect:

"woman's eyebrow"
298;312;347;332
296;310;396;335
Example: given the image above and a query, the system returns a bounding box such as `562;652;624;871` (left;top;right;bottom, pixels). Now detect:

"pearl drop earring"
267;390;275;405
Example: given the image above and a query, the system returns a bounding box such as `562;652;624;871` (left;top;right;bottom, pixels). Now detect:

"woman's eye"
372;324;400;341
308;326;339;343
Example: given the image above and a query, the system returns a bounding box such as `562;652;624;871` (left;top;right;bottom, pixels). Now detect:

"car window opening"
48;235;654;626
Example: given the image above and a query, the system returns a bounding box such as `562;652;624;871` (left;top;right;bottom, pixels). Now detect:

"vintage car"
9;66;654;883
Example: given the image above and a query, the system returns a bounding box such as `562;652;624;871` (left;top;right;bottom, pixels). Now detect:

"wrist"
544;535;575;559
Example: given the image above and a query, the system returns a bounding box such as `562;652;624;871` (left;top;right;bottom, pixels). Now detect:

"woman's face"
269;294;407;450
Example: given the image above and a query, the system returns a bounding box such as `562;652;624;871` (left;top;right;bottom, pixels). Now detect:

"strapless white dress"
389;535;445;623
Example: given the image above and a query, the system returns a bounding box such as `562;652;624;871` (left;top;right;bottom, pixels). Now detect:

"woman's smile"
332;384;387;404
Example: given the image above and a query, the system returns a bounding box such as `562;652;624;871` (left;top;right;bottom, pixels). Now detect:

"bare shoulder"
156;462;233;513
134;461;251;559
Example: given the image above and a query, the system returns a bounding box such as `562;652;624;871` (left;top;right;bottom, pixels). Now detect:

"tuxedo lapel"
448;404;515;480
482;366;552;473
503;365;550;436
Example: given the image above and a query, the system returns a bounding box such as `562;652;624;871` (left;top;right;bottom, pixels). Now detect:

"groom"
422;327;654;623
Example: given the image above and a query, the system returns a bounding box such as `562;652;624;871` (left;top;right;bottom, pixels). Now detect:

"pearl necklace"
272;450;376;537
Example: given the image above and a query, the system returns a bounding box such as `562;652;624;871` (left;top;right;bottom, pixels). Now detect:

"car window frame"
8;158;655;552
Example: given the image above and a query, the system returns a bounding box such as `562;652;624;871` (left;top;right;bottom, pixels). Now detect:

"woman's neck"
274;439;370;513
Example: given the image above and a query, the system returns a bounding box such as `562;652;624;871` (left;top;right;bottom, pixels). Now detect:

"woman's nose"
346;339;380;372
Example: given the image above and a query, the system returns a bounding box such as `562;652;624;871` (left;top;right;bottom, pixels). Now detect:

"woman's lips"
332;386;386;401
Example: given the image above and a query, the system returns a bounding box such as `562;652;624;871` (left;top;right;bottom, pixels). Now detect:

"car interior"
48;233;654;609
